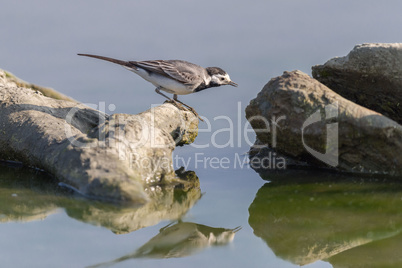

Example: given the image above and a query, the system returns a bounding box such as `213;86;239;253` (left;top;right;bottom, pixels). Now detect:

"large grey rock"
2;69;76;102
245;70;402;176
0;69;198;204
312;43;402;124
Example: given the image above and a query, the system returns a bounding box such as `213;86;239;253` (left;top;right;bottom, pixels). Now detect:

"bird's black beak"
228;81;238;87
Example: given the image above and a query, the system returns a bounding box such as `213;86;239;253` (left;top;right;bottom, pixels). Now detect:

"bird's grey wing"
131;60;204;85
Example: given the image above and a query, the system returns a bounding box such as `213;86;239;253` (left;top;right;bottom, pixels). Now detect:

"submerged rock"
312;43;402;124
0;69;199;204
245;70;402;176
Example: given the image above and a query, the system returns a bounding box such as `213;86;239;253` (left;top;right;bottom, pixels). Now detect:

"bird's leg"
173;94;192;110
155;87;184;110
155;88;203;121
155;87;174;102
173;94;204;122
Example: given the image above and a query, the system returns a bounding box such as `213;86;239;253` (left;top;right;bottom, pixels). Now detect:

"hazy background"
2;0;401;117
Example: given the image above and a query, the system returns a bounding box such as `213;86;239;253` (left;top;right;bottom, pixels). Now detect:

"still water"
1;161;402;267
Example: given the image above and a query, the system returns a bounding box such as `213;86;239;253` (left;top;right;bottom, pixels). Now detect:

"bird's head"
206;67;238;87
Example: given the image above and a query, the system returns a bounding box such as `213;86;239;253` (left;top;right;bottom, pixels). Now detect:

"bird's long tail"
77;53;134;68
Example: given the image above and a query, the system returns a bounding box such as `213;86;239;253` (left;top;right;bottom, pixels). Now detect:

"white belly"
124;66;195;95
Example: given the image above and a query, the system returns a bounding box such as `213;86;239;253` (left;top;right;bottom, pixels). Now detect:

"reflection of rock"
245;70;402;176
248;171;402;266
65;171;202;234
90;222;241;266
0;163;201;235
312;43;402;124
0;163;61;222
328;231;402;268
0;69;198;204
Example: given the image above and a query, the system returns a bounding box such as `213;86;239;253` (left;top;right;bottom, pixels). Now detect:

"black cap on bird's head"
206;67;227;76
206;67;238;87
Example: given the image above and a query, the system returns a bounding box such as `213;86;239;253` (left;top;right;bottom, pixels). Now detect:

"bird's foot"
164;100;186;111
164;100;204;122
183;106;204;122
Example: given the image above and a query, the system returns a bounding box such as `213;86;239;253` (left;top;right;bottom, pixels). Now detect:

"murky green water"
1;162;402;268
251;170;402;267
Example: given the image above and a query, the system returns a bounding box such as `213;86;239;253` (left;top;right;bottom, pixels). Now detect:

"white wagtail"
78;54;237;120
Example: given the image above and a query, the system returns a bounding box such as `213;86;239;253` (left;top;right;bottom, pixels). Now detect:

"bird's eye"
220;77;225;81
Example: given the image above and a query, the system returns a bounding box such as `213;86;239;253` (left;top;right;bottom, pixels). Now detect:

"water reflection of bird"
88;221;241;267
134;221;241;258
